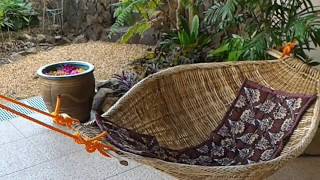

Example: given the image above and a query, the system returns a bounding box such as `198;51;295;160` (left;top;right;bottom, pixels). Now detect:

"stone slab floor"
0;113;319;180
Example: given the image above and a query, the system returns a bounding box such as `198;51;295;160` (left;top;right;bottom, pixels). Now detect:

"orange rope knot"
74;132;114;158
52;113;80;129
0;95;116;160
51;95;80;129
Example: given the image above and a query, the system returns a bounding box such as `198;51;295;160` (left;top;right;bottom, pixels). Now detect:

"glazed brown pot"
37;61;95;123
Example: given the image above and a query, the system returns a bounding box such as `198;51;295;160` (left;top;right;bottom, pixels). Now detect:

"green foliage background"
0;0;37;31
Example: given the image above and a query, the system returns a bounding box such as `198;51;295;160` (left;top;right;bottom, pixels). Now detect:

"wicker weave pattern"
75;59;320;179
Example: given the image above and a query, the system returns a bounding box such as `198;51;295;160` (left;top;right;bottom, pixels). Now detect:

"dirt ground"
0;41;149;99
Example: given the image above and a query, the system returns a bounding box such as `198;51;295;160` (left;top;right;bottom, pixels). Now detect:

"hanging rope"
0;95;116;159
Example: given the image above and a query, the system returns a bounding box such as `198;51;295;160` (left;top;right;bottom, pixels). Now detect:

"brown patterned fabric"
97;80;316;166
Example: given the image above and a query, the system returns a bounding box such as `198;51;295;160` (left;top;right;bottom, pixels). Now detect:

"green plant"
0;0;37;31
110;0;165;43
111;0;202;44
205;0;320;63
160;15;200;49
113;71;140;95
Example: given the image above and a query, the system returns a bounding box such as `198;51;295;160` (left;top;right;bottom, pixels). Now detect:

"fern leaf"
120;21;152;43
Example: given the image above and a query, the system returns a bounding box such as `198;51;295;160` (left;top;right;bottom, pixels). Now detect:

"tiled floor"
1;113;320;179
0;114;175;180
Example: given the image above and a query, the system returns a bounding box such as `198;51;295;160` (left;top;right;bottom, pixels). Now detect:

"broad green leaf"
191;15;199;40
227;50;243;61
178;31;191;46
208;43;229;57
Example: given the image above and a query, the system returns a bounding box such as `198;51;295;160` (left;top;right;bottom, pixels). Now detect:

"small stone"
55;36;71;45
18;33;33;41
62;37;72;43
119;160;129;166
0;58;11;65
46;35;55;44
33;74;39;79
25;47;37;54
18;47;37;56
36;34;46;43
10;52;23;60
67;34;75;40
54;35;62;40
73;34;87;43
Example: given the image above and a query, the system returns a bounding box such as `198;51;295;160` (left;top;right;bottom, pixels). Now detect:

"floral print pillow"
208;80;316;165
98;80;316;166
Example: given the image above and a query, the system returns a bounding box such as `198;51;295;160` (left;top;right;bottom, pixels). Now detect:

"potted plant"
37;61;95;123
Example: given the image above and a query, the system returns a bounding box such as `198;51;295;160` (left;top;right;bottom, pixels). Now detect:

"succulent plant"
112;71;140;95
144;62;160;77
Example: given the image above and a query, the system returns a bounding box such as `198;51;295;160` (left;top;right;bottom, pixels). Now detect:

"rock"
36;34;46;43
46;35;55;44
24;41;35;47
96;79;119;89
63;0;114;41
25;47;37;54
86;14;98;25
73;34;87;43
10;52;23;60
10;52;22;59
54;35;62;40
92;88;115;111
54;36;71;45
0;58;11;65
104;27;128;42
103;26;158;45
62;37;72;43
102;96;120;112
67;34;75;40
18;33;33;41
33;73;39;79
18;47;37;56
86;24;104;40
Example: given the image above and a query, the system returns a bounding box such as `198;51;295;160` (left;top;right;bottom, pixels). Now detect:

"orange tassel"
281;40;298;59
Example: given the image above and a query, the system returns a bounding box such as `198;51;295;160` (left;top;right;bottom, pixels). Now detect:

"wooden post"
42;0;46;32
61;0;64;33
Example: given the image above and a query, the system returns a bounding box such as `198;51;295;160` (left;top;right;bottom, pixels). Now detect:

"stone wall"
63;0;115;40
29;0;115;41
28;0;214;43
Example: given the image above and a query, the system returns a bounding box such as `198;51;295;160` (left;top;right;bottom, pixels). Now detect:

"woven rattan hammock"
75;57;320;179
0;49;319;179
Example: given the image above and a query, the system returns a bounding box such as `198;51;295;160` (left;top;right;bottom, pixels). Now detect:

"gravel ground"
0;41;149;99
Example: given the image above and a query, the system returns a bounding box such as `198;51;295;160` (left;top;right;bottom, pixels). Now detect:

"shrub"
0;0;37;31
112;0;320;68
205;0;320;63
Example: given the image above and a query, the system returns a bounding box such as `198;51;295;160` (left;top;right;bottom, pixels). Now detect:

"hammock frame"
1;47;319;179
75;57;320;179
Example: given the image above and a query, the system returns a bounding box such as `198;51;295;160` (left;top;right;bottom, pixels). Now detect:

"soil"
0;41;149;99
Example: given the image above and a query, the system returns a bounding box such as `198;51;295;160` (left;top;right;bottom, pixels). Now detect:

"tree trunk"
176;0;182;30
